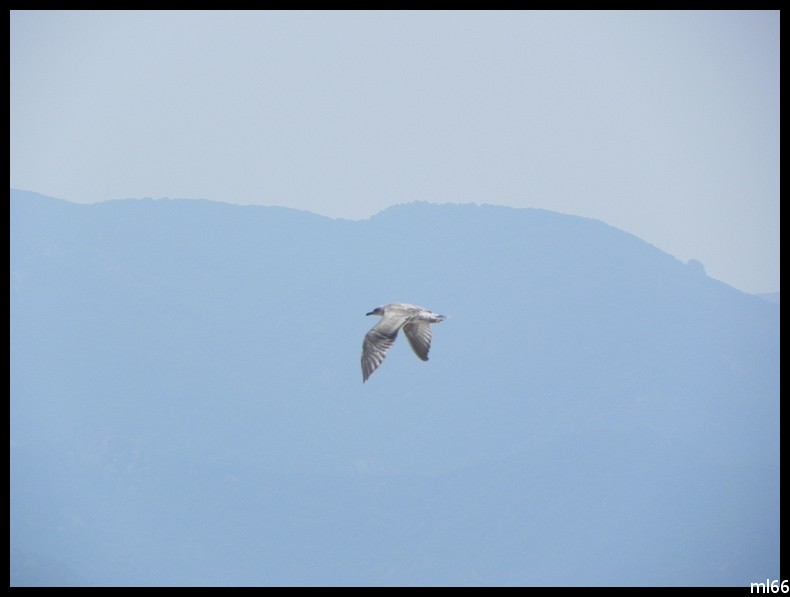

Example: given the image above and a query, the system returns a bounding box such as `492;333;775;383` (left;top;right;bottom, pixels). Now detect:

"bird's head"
366;306;384;317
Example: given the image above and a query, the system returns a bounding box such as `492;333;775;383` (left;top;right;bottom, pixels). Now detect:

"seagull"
361;303;446;382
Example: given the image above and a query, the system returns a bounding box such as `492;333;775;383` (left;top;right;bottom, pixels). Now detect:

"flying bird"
361;303;446;382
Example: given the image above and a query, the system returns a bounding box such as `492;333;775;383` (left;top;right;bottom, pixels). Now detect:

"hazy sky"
10;10;779;294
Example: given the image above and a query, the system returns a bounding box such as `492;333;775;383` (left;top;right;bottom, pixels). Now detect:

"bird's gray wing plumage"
362;321;400;382
402;321;432;361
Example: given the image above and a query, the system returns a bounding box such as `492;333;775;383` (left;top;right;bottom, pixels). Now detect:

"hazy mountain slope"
10;189;779;586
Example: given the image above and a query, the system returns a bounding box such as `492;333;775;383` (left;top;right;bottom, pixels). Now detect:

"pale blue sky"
10;10;779;294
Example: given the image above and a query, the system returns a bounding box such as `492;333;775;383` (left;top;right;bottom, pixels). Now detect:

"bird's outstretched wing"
362;323;399;382
403;321;432;361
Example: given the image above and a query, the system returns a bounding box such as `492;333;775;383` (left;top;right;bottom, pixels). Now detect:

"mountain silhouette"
10;188;779;586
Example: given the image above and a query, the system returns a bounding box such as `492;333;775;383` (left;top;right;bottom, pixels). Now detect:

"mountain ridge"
9;188;779;586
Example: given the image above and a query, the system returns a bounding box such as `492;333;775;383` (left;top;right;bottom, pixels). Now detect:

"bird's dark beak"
365;311;375;316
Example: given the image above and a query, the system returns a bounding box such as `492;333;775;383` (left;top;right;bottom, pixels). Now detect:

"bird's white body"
361;303;446;382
